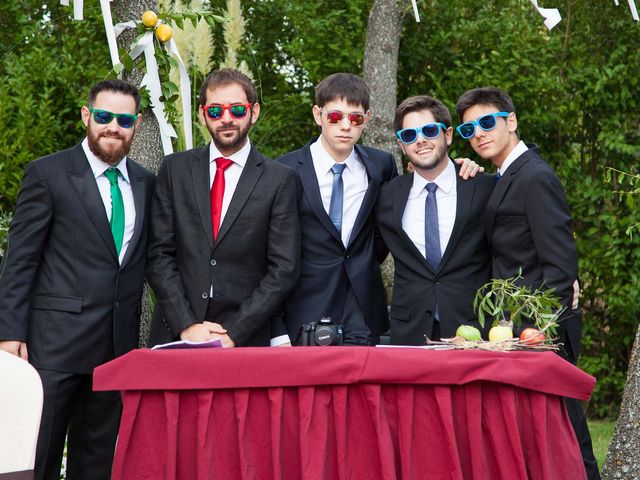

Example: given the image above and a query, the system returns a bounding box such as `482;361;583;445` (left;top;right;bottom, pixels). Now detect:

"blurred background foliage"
0;0;638;418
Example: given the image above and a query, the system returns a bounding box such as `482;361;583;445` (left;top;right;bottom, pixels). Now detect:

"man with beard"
147;68;299;348
375;95;495;344
0;79;155;479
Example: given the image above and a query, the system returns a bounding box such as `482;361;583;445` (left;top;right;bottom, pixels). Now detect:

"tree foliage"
0;0;638;417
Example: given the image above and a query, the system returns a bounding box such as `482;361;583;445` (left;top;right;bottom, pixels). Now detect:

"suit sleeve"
225;169;301;346
525;169;578;313
0;161;53;341
146;157;199;337
374;153;398;264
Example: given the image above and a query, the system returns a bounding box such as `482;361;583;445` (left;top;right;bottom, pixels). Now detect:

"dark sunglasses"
203;103;253;120
322;110;367;126
88;107;139;129
396;123;446;144
456;112;510;139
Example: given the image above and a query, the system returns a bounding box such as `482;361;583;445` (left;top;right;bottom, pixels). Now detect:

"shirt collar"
499;140;528;175
208;138;251;167
311;135;358;174
410;158;456;196
81;137;130;182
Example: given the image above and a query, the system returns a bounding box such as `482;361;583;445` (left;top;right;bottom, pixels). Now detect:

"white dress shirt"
402;159;457;259
82;138;135;264
208;139;251;224
310;137;369;246
499;140;528;176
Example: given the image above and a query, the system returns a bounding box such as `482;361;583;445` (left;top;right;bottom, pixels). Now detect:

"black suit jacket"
277;139;398;340
486;145;580;359
376;167;495;345
0;143;154;373
147;144;300;347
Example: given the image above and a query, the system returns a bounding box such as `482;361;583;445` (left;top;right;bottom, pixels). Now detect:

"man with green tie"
0;79;155;480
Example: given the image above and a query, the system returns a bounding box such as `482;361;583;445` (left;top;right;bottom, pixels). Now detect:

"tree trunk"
602;324;640;479
362;0;404;171
113;1;164;346
362;0;404;300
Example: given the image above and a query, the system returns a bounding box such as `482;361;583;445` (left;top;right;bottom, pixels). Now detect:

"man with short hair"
376;95;495;344
0;79;155;479
455;86;599;479
277;73;397;345
147;68;300;348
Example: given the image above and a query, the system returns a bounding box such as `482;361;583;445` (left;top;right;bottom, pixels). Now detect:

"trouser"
35;369;121;480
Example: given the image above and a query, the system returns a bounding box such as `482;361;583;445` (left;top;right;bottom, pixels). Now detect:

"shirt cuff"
270;334;291;347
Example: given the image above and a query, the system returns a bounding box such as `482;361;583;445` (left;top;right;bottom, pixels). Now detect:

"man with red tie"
147;69;300;348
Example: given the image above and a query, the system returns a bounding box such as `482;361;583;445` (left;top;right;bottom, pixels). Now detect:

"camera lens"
314;325;337;346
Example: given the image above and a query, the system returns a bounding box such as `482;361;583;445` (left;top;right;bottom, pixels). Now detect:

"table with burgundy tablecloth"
93;346;595;480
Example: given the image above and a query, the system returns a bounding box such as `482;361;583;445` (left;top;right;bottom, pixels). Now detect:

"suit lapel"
348;145;380;247
66;144;119;261
191;145;215;249
120;161;147;268
214;146;263;246
393;173;432;270
298;140;343;244
485;150;532;238
440;173;474;268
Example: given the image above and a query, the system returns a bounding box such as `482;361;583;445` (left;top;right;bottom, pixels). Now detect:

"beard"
409;141;448;172
207;118;251;154
87;122;135;165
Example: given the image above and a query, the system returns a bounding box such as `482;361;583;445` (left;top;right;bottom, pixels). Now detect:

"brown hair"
198;68;257;106
394;95;452;132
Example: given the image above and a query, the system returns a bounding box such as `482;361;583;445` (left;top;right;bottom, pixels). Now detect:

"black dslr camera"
298;317;344;346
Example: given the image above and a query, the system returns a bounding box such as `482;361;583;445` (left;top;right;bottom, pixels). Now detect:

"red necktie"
210;157;234;240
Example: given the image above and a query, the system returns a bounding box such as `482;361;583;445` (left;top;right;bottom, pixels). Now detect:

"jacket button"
426;311;433;316
201;292;208;299
210;259;217;266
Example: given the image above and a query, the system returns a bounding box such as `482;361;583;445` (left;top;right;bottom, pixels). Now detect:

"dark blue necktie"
424;182;441;271
496;171;502;182
329;163;346;232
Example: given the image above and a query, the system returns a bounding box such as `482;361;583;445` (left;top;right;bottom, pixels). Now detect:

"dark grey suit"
0;143;154;479
376;167;495;344
147;144;300;347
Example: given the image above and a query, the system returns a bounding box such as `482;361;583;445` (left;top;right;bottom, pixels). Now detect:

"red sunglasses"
203;103;253;120
322;109;367;126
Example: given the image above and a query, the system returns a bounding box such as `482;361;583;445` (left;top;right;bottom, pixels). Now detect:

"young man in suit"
455;86;599;479
277;74;481;345
0;80;155;480
376;95;495;344
147;69;300;348
276;73;397;345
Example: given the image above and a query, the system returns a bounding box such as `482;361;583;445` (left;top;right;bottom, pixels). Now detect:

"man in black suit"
277;73;397;345
147;69;300;348
455;86;599;479
376;95;495;344
0;80;154;480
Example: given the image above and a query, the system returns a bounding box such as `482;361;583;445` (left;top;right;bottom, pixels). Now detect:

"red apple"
519;328;545;345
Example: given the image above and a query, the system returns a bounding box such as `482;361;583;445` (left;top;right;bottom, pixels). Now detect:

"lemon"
155;24;173;43
141;10;158;28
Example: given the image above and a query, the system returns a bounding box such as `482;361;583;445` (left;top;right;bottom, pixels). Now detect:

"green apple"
455;325;482;341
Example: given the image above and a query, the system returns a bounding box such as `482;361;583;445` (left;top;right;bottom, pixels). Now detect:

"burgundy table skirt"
94;347;595;480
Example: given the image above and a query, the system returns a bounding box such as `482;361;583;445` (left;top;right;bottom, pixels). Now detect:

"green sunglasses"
88;107;140;129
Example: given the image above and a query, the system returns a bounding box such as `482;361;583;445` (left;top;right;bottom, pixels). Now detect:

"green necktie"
104;167;125;256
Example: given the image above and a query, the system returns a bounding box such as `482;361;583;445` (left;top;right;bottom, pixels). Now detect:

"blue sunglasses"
456;112;510;139
396;122;446;144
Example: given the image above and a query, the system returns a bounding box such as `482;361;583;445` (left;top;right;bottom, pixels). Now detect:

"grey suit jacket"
147;144;300;347
0;143;155;373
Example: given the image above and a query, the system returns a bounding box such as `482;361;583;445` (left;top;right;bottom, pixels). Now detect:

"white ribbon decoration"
167;39;193;150
59;0;84;20
411;0;421;23
614;1;639;20
115;24;177;155
529;0;562;30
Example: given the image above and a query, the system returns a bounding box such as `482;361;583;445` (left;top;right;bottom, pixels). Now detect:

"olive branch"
473;270;563;337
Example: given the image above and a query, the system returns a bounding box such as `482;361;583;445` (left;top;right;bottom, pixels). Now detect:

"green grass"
588;420;616;469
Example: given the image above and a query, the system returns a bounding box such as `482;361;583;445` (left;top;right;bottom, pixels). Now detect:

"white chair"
0;350;43;478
